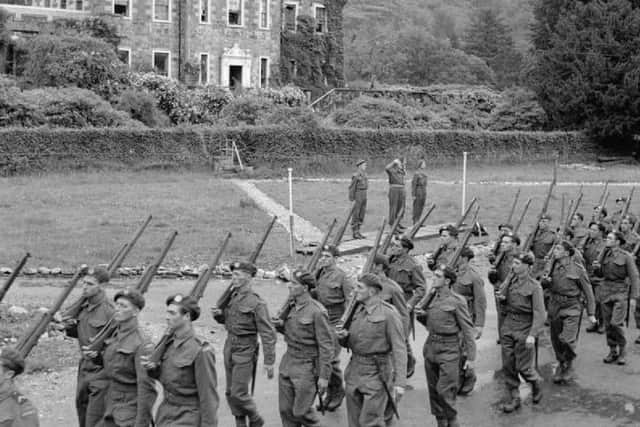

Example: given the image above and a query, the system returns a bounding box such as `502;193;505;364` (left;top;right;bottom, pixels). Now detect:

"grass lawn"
0;172;291;270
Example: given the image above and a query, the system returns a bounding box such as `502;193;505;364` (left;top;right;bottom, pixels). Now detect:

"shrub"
331;96;413;128
115;89;171;127
257;105;320;128
130;72;183;122
220;95;276;126
488;87;549;131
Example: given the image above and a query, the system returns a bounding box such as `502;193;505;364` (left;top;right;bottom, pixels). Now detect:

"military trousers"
602;294;628;350
223;335;259;418
327;344;345;403
548;299;582;364
412;194;426;225
387;187;405;228
345;354;392;427
278;353;322;427
423;334;460;420
99;383;138;427
634;296;640;330
592;281;604;326
500;314;541;392
155;395;201;427
76;359;108;427
351;192;367;232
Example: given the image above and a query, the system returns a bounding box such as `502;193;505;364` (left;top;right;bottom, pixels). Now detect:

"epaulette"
310;299;328;315
451;291;468;305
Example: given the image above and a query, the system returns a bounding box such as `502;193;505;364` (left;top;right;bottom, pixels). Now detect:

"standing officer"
411;160;428;225
385;158;406;231
428;226;459;271
349;159;368;240
277;269;333;427
417;265;476;427
453;247;486;395
593;231;640;365
583;222;607;333
57;266;114;427
541;241;596;384
211;262;276;427
529;213;558;279
0;347;39;427
337;273;407;427
143;294;219;426
495;253;545;413
88;288;156;427
313;244;355;411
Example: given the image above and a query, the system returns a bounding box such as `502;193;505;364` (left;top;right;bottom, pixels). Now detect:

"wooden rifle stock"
406;204;436;240
599;181;609;205
16;265;89;358
381;207;405;254
248;216;277;264
506;189;521;226
332;203;356;247
0;253;30;303
563;193;583;234
603;191;610;207
307;219;337;272
614;187;635;230
515;199;532;233
456;197;478;229
493;198;532;266
523;178;556;251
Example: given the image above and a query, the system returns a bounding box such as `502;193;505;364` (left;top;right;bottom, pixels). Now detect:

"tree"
463;7;522;87
529;0;640;143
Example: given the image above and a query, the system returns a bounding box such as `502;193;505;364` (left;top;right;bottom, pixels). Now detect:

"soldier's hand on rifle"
475;327;483;339
540;276;552;289
592;260;601;269
264;364;274;379
525;335;535;348
393;386;405;403
317;378;328;396
81;346;98;359
335;328;349;340
588;315;597;325
463;359;475;371
140;355;158;370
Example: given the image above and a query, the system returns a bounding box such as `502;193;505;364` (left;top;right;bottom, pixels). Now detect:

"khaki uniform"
341;297;407;427
530;228;557;278
218;285;276;422
428;243;458;272
98;318;157;427
0;385;39;427
547;257;595;367
594;247;640;351
621;230;640;253
498;274;545;395
385;164;406;228
148;326;219;427
378;275;410;336
278;294;334;427
582;237;606;326
422;287;476;423
570;226;589;251
62;291;114;427
349;170;368;235
411;172;427;224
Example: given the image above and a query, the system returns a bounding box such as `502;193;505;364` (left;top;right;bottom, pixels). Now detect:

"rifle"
381;206;405;254
373;356;400;420
331;203;356;247
603;191;610;207
16;265;89;358
307;219;338;272
0;253;30;303
456;197;478;229
599;181;609;205
563;193;583;235
87;231;178;352
406;204;436;240
522;177;557;252
506;189;521;226
248;216;277;264
614;187;635;230
492;200;532;273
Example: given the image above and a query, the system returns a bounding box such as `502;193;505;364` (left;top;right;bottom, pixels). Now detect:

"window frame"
226;0;244;27
199;52;210;86
313;3;327;33
112;0;131;18
283;1;298;32
152;49;171;78
258;0;269;29
152;0;171;22
259;56;269;89
117;47;131;67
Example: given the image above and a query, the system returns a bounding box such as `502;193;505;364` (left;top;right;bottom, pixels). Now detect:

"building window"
259;0;269;28
259;57;269;88
227;0;242;26
117;48;131;67
283;3;297;32
0;0;85;10
289;60;297;78
113;0;130;17
153;0;170;21
200;0;209;23
153;51;170;77
200;53;209;85
314;4;326;33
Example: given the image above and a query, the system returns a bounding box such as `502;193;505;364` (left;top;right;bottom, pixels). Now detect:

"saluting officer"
211;261;276;427
385;158;407;231
417;265;476;427
143;294;219;426
0;347;39;427
337;273;407;427
277;269;334;427
411;160;428;225
541;241;596;384
349;159;368;240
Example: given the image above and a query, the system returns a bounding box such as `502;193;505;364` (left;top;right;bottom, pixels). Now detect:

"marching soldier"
583;222;607;334
313;245;355;411
337;273;407;427
541;241;596;384
495;253;545;413
610;197;627;226
276;269;334;427
385;158;406;231
619;215;639;251
529;213;558;279
417;265;476;427
411;160;428;225
428;225;460;271
142;295;219;426
57;266;114;427
373;263;411;338
0;347;39;427
592;231;640;365
488;224;514;264
86;289;156;427
453;247;486;395
592;205;612;232
349;159;368;240
569;213;589;251
488;232;521;343
211;262;276;427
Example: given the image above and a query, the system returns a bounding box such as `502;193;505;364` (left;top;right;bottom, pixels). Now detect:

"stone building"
1;0;343;89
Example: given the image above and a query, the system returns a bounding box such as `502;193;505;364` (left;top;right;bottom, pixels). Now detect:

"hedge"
0;126;604;175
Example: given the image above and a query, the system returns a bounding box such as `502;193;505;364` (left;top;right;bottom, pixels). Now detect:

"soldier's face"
354;282;372;302
287;281;306;298
433;269;446;288
570;215;580;228
512;259;527;274
539;218;549;229
616;200;625;210
389;240;404;256
166;304;189;329
318;252;334;268
605;233;618;248
593;207;602;219
440;231;451;245
82;277;100;298
553;244;567;259
114;297;139;323
232;270;251;286
621;218;632;232
359;163;367;171
501;237;513;251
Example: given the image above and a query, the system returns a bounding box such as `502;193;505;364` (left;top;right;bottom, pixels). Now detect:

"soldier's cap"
498;223;514;231
356;159;367;166
540;213;552;221
321;244;340;257
398;236;414;250
594;205;608;216
460;246;474;260
437;265;457;283
230;261;257;277
114;288;145;310
438;224;459;237
611;231;626;246
622;214;637;225
359;272;383;291
515;252;535;266
502;232;521;246
616;197;627;203
166;294;201;321
87;266;110;284
0;347;25;376
291;269;316;288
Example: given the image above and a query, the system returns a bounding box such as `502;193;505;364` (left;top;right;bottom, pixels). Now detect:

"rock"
263;270;276;279
256;268;265;278
117;267;130;277
51;268;62;275
625;403;635;415
23;268;37;276
8;305;29;315
37;267;51;275
0;267;12;275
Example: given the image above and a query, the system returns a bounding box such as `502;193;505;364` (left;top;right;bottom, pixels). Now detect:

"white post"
288;168;295;260
461;152;468;216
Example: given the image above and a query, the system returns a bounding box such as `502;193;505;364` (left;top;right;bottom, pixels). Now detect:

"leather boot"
447;417;460;427
436;418;448;427
324;387;345;412
586;323;599;333
235;416;247;427
617;347;627;365
501;396;521;413
562;360;575;382
603;348;619;364
531;379;543;404
552;363;566;384
248;414;264;427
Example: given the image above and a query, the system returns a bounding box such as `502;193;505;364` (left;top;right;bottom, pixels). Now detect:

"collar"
294;293;312;309
172;324;195;347
84;290;107;312
116;317;139;337
364;296;381;314
234;283;252;296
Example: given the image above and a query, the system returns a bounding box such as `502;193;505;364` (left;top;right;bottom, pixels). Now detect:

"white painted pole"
461;152;468;216
288;168;295;260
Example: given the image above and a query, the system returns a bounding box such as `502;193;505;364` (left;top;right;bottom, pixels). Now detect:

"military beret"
88;266;110;284
516;252;535;266
292;269;316;288
438;224;459;237
616;197;627;203
114;288;145;310
398;236;414;250
540;213;552;221
359;272;383;291
594;205;608;216
166;294;201;321
0;347;25;376
498;223;514;231
460;246;475;260
230;261;257;277
356;159;367;166
321;244;340;257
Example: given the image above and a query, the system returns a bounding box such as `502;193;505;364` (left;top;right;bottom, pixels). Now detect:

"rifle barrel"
0;253;30;303
248;216;277;264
